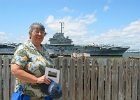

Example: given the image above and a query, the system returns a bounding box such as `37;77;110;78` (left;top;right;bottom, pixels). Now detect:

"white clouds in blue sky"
0;0;140;50
61;7;74;13
45;13;96;36
103;0;111;12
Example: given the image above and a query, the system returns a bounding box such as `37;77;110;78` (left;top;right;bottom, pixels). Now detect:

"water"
123;52;140;58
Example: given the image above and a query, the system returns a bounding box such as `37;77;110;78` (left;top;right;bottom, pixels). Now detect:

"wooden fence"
0;55;140;100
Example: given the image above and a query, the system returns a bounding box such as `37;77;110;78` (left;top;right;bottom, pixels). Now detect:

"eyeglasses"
32;30;46;35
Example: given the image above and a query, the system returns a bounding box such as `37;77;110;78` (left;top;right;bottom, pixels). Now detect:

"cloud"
0;31;28;43
15;35;28;43
103;5;109;12
103;0;111;12
45;14;140;50
45;14;96;38
87;19;140;50
0;32;9;43
0;32;6;35
1;15;139;51
61;7;74;13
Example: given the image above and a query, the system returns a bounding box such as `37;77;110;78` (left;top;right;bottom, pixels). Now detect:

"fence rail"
0;55;140;100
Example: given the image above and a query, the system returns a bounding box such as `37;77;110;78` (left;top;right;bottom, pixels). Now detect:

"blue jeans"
44;96;53;100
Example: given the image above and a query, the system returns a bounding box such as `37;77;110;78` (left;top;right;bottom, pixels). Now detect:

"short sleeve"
42;45;54;67
11;45;28;68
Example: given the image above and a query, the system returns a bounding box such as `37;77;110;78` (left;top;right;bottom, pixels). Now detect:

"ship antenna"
59;22;64;33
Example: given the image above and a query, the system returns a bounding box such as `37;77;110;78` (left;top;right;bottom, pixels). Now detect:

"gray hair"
29;22;46;38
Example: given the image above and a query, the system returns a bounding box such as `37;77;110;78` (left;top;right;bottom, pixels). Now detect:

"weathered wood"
112;59;119;100
61;58;69;100
91;59;98;100
54;58;62;83
69;59;76;100
76;59;84;100
138;59;140;100
131;59;138;100
3;56;10;100
98;59;105;100
84;59;91;100
105;59;112;100
118;58;125;100
0;56;140;100
125;59;132;100
0;55;2;100
9;58;15;98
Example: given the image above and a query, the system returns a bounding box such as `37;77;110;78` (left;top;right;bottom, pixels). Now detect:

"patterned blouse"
11;40;54;97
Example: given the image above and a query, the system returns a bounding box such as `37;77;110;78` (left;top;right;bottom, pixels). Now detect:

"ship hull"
0;45;16;55
0;44;129;56
84;46;129;56
45;44;129;57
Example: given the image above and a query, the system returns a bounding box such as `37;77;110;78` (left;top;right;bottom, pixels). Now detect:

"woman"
11;22;54;100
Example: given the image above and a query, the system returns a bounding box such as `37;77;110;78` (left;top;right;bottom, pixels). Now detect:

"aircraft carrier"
45;32;129;57
0;43;17;55
0;34;130;56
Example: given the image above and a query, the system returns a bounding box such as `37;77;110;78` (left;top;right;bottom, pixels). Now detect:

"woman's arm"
11;64;51;84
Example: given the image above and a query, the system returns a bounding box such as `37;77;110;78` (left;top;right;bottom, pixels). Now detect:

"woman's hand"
11;64;51;84
37;75;51;85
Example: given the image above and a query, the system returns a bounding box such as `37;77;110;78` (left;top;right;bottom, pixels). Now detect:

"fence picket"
105;59;112;100
131;59;138;100
69;59;76;100
112;59;119;100
83;59;91;100
98;59;105;100
0;55;2;100
91;59;98;100
61;58;69;100
3;56;10;100
125;59;132;100
138;59;140;100
75;58;83;100
118;59;125;100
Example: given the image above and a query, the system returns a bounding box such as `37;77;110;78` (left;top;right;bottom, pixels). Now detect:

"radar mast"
59;22;64;33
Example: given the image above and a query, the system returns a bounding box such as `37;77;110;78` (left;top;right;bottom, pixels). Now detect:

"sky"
0;0;140;51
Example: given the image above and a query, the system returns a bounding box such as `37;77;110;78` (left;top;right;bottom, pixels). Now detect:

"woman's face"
30;26;46;45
